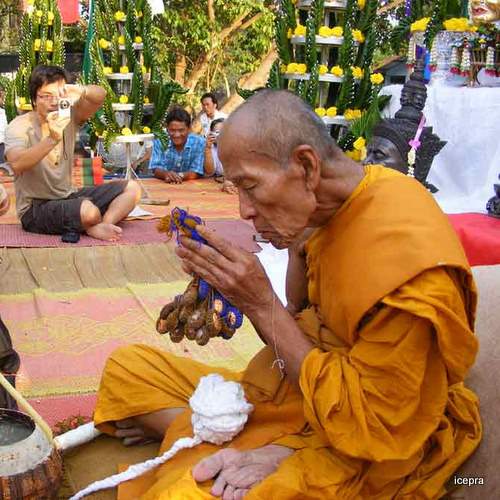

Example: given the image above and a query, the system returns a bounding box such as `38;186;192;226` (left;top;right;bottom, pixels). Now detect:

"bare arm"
203;135;217;176
7;137;60;175
71;85;106;125
176;227;315;386
204;146;215;176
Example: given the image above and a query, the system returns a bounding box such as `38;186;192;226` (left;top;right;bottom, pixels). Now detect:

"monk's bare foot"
86;223;122;241
192;445;293;498
114;418;157;446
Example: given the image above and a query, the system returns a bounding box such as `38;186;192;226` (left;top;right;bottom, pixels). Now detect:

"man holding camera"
5;65;140;242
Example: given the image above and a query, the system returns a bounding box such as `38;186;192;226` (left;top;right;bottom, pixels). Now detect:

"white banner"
146;0;165;15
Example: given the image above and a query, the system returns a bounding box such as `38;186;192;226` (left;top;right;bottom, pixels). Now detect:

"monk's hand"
192;446;294;498
176;225;274;318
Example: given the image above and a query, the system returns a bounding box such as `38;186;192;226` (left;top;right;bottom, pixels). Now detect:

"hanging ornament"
429;38;438;72
485;46;496;76
450;46;460;75
460;43;471;77
407;36;416;69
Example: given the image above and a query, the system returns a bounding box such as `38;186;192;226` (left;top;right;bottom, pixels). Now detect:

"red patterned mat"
0;219;260;251
2;282;263;429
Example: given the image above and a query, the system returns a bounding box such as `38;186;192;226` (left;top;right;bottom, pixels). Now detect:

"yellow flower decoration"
330;65;344;77
143;96;150;104
443;17;473;32
103;66;113;74
114;11;126;22
353;137;366;151
121;127;132;136
287;28;292;39
99;38;110;49
18;97;26;105
331;26;343;37
370;73;384;85
21;104;33;111
134;36;143;44
294;24;306;37
286;62;299;73
326;106;337;117
345;149;362;161
36;10;43;17
34;39;41;51
296;63;307;74
315;107;326;118
141;65;148;74
357;0;366;8
142;126;151;134
352;30;365;43
351;66;364;79
135;10;143;18
27;0;34;4
47;11;54;25
353;109;362;119
318;64;328;75
46;40;53;52
344;109;355;120
120;66;130;74
410;17;430;32
318;26;331;37
119;95;129;104
118;35;125;45
279;64;287;73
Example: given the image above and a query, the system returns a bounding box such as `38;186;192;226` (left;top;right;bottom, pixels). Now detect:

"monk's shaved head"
219;89;343;166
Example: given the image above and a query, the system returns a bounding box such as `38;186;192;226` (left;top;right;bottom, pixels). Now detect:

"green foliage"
152;0;274;98
236;87;257;99
0;77;16;122
306;64;320;107
424;0;445;48
1;0;65;121
305;11;317;71
266;60;283;90
275;13;292;65
131;65;145;133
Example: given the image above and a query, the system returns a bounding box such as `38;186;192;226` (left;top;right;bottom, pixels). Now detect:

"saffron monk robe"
94;90;481;500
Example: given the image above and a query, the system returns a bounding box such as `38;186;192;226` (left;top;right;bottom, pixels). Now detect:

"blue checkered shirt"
149;133;206;176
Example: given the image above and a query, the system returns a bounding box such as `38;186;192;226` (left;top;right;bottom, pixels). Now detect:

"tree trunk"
174;52;187;86
185;11;264;94
221;48;277;114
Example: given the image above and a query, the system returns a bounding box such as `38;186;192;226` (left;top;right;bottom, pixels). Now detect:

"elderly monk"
94;90;481;499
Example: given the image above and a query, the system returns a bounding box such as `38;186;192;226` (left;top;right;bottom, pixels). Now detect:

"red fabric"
57;0;80;24
92;157;104;185
448;213;500;266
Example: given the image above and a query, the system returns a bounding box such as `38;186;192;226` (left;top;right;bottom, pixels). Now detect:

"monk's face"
219;134;318;249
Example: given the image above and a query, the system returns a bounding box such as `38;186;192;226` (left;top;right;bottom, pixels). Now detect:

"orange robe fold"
94;165;481;499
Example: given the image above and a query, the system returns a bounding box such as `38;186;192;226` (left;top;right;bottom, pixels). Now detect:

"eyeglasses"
37;94;59;102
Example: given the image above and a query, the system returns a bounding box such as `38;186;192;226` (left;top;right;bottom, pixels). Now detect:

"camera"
58;97;71;118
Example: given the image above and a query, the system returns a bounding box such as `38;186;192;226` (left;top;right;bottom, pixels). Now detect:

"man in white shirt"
199;92;227;137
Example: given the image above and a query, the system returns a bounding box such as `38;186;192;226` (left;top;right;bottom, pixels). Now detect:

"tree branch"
207;0;215;23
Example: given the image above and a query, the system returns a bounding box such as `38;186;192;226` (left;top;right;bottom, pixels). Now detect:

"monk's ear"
291;145;321;191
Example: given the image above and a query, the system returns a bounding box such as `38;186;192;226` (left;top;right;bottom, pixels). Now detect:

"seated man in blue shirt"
149;107;206;184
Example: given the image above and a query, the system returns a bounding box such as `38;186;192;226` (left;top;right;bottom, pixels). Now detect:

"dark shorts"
21;181;128;235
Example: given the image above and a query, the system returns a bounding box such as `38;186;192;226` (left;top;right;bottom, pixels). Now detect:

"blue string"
169;207;243;338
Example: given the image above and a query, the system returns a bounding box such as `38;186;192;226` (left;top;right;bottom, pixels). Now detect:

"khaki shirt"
4;111;76;218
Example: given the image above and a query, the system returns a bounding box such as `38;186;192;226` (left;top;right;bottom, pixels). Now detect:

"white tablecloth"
380;85;500;214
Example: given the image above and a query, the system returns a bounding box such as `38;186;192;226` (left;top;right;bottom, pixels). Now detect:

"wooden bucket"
0;376;63;499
